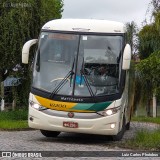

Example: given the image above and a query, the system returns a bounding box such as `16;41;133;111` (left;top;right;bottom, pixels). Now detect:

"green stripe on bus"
71;101;112;112
87;101;112;111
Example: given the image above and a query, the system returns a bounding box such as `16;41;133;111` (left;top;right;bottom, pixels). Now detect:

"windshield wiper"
50;57;75;98
70;57;75;87
80;58;95;99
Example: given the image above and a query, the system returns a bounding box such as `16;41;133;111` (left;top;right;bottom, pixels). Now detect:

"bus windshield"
32;32;123;97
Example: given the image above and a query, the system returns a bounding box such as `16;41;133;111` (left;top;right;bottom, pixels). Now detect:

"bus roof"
42;19;126;34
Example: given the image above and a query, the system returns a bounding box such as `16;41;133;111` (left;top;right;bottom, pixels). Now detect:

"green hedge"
0;110;28;120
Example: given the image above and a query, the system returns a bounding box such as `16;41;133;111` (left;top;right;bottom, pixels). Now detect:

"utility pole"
0;81;5;111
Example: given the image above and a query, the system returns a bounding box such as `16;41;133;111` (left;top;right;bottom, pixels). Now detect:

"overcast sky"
62;0;152;27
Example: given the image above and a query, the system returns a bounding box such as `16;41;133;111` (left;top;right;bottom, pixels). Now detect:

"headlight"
97;106;121;116
29;101;46;111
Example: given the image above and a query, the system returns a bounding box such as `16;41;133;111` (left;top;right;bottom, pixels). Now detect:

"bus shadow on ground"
39;132;115;145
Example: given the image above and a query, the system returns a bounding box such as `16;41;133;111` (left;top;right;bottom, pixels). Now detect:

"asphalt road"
0;122;159;160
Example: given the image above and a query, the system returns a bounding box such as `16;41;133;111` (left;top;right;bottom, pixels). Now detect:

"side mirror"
122;44;131;70
22;39;38;64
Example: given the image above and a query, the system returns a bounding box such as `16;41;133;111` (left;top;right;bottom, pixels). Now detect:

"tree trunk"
0;82;5;111
153;94;157;117
147;99;151;117
1;99;4;111
12;99;16;111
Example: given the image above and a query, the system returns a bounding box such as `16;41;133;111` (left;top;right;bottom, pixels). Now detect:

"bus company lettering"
50;103;67;108
61;97;83;102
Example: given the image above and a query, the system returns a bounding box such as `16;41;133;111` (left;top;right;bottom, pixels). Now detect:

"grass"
131;116;160;124
0;109;29;130
123;129;160;151
0;120;28;130
0;109;28;121
120;116;160;150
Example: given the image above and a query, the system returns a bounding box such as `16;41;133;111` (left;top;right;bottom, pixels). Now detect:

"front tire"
125;121;130;130
40;130;60;137
112;116;126;141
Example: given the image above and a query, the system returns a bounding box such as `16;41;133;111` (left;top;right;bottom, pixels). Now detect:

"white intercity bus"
22;19;131;140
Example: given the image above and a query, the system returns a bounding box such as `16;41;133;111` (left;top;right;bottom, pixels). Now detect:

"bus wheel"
126;113;131;130
40;130;60;137
125;121;130;130
112;116;126;141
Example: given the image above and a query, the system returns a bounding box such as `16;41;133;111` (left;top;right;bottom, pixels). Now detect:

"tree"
0;0;63;72
136;0;160;117
0;0;63;107
138;23;160;59
139;0;160;59
136;51;160;117
125;21;139;56
151;0;160;13
125;22;140;117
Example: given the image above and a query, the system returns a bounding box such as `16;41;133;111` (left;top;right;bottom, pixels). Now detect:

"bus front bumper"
28;107;121;136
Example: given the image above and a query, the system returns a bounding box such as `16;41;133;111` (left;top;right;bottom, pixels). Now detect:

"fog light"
110;123;116;129
29;117;34;121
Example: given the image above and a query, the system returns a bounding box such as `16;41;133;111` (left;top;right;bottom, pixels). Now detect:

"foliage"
125;21;139;56
151;0;160;14
138;24;160;59
124;129;160;150
125;22;139;114
136;51;160;96
135;1;160;116
139;0;160;59
0;0;63;106
132;116;160;124
0;120;28;130
136;50;160;114
0;109;28;130
0;109;28;120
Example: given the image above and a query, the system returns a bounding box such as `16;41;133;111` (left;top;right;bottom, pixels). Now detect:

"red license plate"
63;122;78;128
